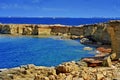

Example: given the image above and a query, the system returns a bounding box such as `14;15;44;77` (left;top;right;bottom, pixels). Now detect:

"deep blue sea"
0;35;95;68
0;17;119;69
0;17;120;25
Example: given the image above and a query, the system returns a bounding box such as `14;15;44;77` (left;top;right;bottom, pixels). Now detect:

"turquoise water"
0;35;95;68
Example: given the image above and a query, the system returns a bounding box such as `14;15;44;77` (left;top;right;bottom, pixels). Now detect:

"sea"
0;17;120;25
0;17;119;69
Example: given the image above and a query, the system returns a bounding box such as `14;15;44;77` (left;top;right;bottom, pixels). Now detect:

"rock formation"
107;21;120;59
0;61;120;80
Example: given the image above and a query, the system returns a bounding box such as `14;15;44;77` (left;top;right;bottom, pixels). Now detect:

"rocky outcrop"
69;27;84;36
0;24;11;34
0;24;85;37
107;21;120;59
51;26;69;35
38;25;51;35
83;23;111;45
0;61;120;80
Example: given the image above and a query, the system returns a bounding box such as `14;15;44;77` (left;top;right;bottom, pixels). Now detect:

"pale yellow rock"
110;53;116;60
65;75;72;80
102;56;112;67
48;75;56;80
56;62;79;74
96;73;104;80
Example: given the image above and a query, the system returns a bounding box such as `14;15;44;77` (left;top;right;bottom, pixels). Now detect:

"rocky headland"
0;20;120;80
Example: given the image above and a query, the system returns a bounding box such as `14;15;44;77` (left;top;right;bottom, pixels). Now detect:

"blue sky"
0;0;120;17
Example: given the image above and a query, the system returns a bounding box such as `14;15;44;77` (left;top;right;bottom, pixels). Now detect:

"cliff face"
84;24;111;44
0;24;86;37
0;24;36;35
0;24;11;34
69;27;84;36
107;21;120;59
51;26;69;35
0;24;51;35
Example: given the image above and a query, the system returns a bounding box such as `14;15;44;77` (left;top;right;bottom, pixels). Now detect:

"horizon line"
0;16;120;18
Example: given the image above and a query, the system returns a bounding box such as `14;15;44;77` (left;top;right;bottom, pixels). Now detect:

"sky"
0;0;120;17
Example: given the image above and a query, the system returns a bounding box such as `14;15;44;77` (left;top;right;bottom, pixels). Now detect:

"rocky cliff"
83;23;111;44
107;21;120;59
0;24;84;36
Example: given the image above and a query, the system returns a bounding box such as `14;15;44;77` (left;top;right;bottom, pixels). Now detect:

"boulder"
27;64;35;69
56;62;79;74
48;75;56;80
102;56;112;67
110;53;116;60
57;73;66;80
96;73;104;80
65;75;72;80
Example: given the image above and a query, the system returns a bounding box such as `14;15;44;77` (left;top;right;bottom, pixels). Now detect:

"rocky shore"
0;20;120;80
0;60;120;80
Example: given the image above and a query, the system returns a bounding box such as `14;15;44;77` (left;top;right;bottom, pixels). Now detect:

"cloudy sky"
0;0;120;17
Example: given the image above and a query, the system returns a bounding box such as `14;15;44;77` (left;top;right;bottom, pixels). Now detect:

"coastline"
0;20;120;80
0;61;120;80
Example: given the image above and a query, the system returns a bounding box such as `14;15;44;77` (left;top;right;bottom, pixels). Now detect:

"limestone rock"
102;56;112;67
65;75;72;80
76;61;88;67
34;75;49;80
48;75;56;80
110;53;116;60
96;73;104;80
57;73;66;80
27;64;35;69
73;77;84;80
56;62;79;74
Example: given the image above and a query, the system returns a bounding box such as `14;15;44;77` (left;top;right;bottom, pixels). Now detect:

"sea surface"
0;35;95;68
0;17;120;25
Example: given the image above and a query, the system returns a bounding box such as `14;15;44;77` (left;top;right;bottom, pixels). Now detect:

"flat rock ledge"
0;61;120;80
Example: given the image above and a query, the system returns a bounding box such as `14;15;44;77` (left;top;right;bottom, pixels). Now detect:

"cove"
0;35;95;68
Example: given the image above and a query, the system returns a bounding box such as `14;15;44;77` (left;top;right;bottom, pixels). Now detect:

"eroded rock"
56;61;79;74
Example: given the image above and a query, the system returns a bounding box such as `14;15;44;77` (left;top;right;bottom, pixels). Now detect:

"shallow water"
0;35;95;68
